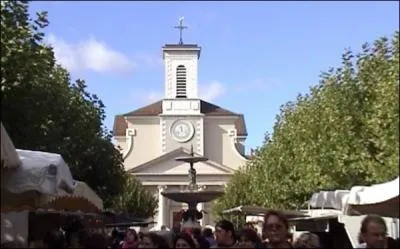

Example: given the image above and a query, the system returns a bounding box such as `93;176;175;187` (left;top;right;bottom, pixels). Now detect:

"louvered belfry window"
176;65;187;98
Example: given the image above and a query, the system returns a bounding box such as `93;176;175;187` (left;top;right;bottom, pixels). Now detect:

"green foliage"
111;177;158;218
0;1;155;215
212;166;264;225
214;31;399;217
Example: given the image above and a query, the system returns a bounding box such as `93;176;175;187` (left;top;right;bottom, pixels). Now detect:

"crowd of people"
13;210;398;249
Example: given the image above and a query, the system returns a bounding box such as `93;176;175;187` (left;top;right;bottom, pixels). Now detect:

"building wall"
116;116;247;170
117;117;161;171
203;117;247;170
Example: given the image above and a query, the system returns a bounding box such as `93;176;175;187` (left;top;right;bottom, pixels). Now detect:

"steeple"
162;17;201;102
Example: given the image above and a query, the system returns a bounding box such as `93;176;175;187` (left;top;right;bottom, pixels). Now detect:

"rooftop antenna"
174;17;188;45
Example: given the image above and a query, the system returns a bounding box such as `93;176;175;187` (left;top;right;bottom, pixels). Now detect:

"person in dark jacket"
192;228;210;248
203;228;217;247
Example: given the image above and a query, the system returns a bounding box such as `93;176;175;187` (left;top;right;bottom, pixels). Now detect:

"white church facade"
113;36;249;228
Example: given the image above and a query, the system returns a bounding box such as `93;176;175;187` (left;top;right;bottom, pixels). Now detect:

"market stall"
308;190;350;211
27;210;106;247
222;205;308;218
1;149;104;246
1;149;76;211
345;176;399;218
222;205;308;232
39;181;103;213
2;149;103;213
1;122;21;169
1;149;77;246
300;180;400;248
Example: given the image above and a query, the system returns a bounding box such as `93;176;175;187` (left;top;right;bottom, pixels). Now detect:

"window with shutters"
176;65;187;98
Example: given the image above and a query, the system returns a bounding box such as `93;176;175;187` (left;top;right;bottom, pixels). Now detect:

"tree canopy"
1;1;157;216
111;177;158;218
214;31;399;217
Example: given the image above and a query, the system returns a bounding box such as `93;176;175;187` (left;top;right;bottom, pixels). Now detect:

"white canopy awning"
1;149;75;195
1;123;21;169
41;180;103;211
223;205;269;216
346;177;399;218
289;209;342;221
308;190;350;211
222;205;308;218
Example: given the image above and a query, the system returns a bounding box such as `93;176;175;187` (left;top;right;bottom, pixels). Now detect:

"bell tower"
160;17;204;155
161;17;201;115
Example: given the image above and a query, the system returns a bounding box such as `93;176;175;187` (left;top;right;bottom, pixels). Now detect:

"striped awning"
1;122;21;169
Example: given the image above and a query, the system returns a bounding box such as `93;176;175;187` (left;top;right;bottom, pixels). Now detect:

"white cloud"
199;80;226;101
132;90;163;105
133;53;163;68
46;34;135;74
130;77;279;106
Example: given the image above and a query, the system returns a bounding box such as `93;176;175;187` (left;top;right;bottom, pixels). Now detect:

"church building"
113;20;249;228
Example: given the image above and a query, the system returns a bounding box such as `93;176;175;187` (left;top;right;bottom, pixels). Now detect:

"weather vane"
174;17;188;45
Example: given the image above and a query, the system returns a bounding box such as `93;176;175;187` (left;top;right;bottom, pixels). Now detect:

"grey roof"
163;44;200;48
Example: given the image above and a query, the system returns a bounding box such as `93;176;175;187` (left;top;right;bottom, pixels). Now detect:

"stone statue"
188;166;196;188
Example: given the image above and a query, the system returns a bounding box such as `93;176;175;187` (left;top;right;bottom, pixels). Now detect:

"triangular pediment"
128;148;234;175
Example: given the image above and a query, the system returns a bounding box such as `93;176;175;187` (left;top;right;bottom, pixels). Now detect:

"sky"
29;1;399;152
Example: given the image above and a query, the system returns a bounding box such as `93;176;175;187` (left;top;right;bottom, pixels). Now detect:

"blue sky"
29;1;399;151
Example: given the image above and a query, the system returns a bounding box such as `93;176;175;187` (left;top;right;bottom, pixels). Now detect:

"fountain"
161;145;224;229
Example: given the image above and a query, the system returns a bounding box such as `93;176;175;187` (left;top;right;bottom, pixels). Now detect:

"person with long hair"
173;232;197;249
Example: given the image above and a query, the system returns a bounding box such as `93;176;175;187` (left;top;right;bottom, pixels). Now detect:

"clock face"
170;120;195;143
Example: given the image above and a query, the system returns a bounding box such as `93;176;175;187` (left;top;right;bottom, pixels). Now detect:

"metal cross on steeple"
174;17;188;45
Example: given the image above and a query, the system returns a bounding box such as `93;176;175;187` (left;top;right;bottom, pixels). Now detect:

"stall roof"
41;180;103;212
346;177;399;218
222;205;309;218
1;123;21;169
288;209;342;221
105;220;156;228
1;149;75;195
308;190;350;210
222;206;268;216
306;177;399;218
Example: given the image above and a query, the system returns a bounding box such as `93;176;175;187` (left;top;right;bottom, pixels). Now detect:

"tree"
0;1;154;211
214;31;399;216
111;177;158;218
212;165;264;225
